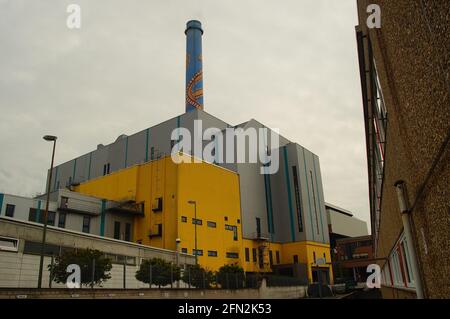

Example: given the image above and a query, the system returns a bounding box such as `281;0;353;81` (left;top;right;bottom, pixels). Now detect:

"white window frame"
0;236;20;252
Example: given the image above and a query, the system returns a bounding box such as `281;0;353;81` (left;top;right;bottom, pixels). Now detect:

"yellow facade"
75;155;332;280
75;155;243;271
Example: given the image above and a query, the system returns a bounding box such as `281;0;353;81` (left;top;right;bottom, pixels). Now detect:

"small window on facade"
293;255;299;264
207;221;216;228
125;223;131;241
82;216;91;233
269;250;273;266
150;147;155;160
226;252;239;259
193;249;203;256
245;248;250;262
237;219;240;224
114;221;121;239
224;216;228;221
58;212;66;228
313;252;316;264
5;204;15;217
276;251;280;264
181;216;187;223
208;250;218;257
47;212;56;226
181;248;187;254
192;218;202;225
0;237;19;252
60;196;69;209
252;248;257;262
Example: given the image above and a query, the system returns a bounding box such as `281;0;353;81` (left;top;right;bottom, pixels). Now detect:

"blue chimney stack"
185;20;204;112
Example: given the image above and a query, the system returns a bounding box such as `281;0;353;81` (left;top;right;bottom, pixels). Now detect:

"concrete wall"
0;217;195;289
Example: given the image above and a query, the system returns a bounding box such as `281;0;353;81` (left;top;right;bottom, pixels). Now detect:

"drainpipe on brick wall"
394;181;424;299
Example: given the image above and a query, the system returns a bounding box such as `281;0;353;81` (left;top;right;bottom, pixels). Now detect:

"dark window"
207;221;216;228
58;212;66;228
269;250;273;266
5;204;15;217
150;147;155;160
292;166;304;232
276;251;280;264
192;218;202;225
226;252;239;259
107;163;110;174
28;208;38;222
181;216;187;223
252;248;257;262
293;255;299;264
125;223;131;241
23;241;59;256
237;219;240;224
157;224;162;236
208;250;218;257
60;196;69;209
82;216;91;233
181;248;187;254
224;216;228;221
233;227;238;241
46;211;56;226
103;164;107;176
323;252;326;262
114;221;121;239
170;140;175;149
256;217;261;237
313;252;316;264
245;248;250;262
193;249;203;256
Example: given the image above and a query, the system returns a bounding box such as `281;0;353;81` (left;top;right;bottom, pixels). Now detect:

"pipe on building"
394;180;424;299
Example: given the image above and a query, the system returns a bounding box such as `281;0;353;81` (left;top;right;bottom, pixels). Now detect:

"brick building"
356;0;449;298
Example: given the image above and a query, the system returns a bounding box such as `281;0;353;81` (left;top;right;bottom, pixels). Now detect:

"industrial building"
356;0;449;298
0;20;333;285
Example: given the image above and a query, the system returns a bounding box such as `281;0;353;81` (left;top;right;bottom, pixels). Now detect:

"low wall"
0;280;308;299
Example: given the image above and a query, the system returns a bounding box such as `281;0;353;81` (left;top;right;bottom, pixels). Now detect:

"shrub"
216;264;245;289
182;264;214;288
136;258;180;288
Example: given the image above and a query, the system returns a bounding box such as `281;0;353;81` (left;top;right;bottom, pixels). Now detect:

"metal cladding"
185;20;204;112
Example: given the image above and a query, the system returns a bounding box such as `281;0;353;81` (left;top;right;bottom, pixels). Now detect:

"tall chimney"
185;20;204;112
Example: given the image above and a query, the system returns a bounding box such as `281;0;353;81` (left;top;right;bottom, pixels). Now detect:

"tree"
135;258;180;288
182;264;214;288
216;263;245;289
49;248;112;287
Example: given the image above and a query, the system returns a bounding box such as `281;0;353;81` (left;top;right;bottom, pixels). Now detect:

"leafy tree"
136;258;180;288
216;263;245;289
49;248;112;287
182;264;214;288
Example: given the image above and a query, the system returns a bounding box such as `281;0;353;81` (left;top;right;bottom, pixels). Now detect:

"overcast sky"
0;0;370;228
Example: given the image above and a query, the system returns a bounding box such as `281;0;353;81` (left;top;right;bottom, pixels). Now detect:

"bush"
182;264;214;288
216;264;245;289
49;248;112;287
136;258;180;288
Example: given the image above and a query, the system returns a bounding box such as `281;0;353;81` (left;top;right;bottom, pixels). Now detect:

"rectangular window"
157;224;162;236
28;208;38;222
107;163;110;174
276;251;280;264
114;221;121;239
150;147;155;160
207;221;216;228
293;255;299;264
82;216;91;233
58;212;66;228
181;248;187;254
226;252;239;259
400;238;415;287
292;166;304;232
192;218;202;225
5;204;15;217
193;249;203;256
125;223;131;241
181;216;187;223
0;236;19;252
47;211;56;226
252;248;257;262
60;196;69;209
313;252;316;264
256;217;261;237
269;250;273;266
245;248;250;262
208;250;218;257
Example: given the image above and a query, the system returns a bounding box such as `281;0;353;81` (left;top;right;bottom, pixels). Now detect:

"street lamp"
187;200;198;265
37;135;57;289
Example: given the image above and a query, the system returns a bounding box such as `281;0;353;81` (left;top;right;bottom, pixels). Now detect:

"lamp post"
37;135;57;289
187;200;198;265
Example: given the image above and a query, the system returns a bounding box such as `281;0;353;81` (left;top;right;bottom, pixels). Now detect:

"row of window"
244;247;282;266
181;216;240;225
113;221;132;242
180;248;239;259
381;233;415;289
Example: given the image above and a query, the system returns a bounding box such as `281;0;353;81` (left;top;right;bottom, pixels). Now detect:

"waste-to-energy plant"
8;21;333;284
